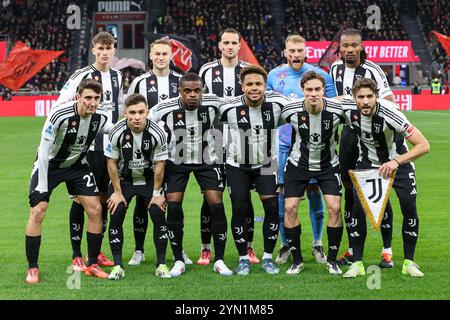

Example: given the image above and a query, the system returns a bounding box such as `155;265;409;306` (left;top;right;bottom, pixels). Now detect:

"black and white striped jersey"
282;98;345;171
56;64;124;151
330;59;393;98
199;60;250;97
127;70;182;109
341;98;416;168
219;92;289;169
32;101;109;192
105;118;168;186
151;94;223;165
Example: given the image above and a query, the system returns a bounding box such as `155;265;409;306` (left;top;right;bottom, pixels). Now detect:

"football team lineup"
22;30;431;286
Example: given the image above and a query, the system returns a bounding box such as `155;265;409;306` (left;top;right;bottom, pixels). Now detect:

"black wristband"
393;158;401;166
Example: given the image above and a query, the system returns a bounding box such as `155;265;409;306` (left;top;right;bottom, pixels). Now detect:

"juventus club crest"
91;121;99;132
143;140;150;151
349;169;397;229
373;123;381;133
323;120;330;130
200;112;207;124
264;110;271;122
171;83;178;94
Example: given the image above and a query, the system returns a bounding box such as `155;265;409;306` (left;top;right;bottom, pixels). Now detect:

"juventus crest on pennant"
349;169;397;229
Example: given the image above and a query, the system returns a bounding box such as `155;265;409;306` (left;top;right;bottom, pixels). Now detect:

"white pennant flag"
349;169;396;229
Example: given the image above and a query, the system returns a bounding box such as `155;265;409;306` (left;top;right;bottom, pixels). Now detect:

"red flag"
318;23;351;72
0;41;6;63
433;31;450;57
0;41;63;91
239;38;259;65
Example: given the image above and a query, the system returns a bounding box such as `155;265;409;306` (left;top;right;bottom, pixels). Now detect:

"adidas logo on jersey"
299;123;308;129
213;77;222;83
175;119;185;126
336;76;343;82
238;117;249;124
410;188;417;195
148;86;157;93
67;128;77;134
123;142;132;149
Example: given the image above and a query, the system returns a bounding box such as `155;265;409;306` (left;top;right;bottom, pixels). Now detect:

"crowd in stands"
160;0;283;71
417;0;449;85
283;0;408;41
0;0;447;94
159;0;412;71
0;0;73;93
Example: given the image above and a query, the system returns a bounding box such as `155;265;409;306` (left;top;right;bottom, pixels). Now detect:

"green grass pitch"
0;111;449;300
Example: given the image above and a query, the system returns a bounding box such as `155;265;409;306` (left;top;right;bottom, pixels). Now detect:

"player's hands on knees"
107;191;127;215
150;195;167;212
378;160;399;179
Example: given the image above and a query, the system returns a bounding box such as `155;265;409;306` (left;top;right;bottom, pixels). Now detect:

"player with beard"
198;28;258;266
341;79;429;278
330;28;397;268
26;80;112;283
220;65;290;275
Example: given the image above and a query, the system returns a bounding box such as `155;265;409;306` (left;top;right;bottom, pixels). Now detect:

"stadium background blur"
0;0;448;98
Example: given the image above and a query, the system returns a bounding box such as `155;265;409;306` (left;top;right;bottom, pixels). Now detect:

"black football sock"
380;201;393;250
101;202;108;236
167;202;184;262
149;204;168;266
284;225;303;264
231;197;249;256
343;186;354;251
327;226;343;262
351;193;367;262
87;232;102;266
209;203;227;262
200;198;212;246
133;196;148;253
108;203;127;267
69;201;84;259
262;197;279;255
247;196;255;244
26;235;41;269
400;198;419;261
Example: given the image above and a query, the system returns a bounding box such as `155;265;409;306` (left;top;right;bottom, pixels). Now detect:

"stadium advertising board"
306;41;421;63
0;92;448;117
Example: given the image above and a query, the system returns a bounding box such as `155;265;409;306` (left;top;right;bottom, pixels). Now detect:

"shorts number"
83;173;95;188
334;173;342;186
409;172;416;186
214;167;222;181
